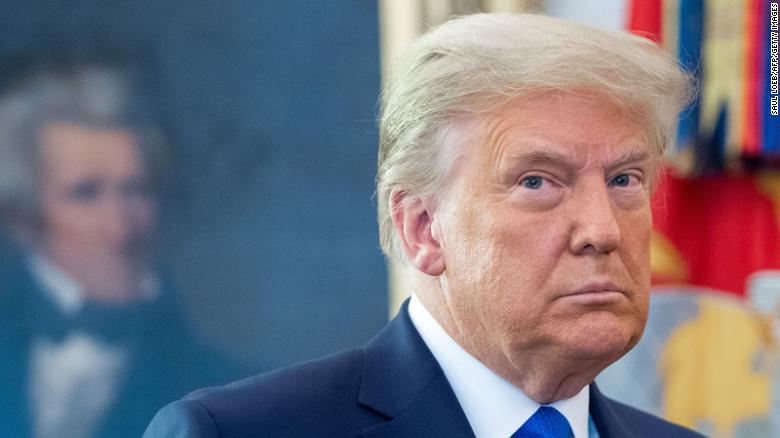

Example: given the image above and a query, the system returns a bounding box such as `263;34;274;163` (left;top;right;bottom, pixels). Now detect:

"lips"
556;281;628;304
569;281;626;296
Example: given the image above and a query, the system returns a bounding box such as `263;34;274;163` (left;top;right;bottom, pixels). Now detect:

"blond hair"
377;13;694;262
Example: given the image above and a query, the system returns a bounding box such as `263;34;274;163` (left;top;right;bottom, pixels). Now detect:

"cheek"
128;200;158;235
492;211;569;285
438;195;506;314
444;208;496;285
43;201;99;243
461;209;567;323
619;209;653;284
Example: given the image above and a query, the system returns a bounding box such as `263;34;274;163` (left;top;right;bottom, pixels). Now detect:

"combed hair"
377;13;695;262
0;65;166;240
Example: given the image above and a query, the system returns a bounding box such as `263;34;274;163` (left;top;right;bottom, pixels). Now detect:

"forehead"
39;121;144;181
457;91;654;172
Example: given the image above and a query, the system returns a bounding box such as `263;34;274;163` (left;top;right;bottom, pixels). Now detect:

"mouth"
558;281;627;305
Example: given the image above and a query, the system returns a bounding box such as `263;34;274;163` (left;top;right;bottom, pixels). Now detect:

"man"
145;13;702;437
0;65;229;438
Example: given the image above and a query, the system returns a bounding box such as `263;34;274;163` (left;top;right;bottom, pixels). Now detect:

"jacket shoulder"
600;396;705;438
144;399;219;438
150;348;385;437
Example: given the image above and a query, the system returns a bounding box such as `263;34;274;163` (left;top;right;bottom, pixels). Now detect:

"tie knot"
511;406;573;438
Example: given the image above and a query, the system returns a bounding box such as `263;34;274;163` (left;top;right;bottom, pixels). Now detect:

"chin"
561;312;642;362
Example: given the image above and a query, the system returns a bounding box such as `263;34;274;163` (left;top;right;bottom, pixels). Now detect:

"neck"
413;275;605;404
508;366;598;404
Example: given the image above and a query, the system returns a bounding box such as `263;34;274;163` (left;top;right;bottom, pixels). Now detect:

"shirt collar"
27;253;160;315
29;253;84;315
408;294;590;438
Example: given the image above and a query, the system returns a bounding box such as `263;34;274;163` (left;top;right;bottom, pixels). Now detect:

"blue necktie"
511;406;574;438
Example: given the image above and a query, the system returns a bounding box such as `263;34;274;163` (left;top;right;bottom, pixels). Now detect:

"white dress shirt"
408;294;591;438
26;254;158;438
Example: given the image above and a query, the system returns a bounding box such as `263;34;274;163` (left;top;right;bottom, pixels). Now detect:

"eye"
68;180;101;201
609;173;639;187
520;175;544;189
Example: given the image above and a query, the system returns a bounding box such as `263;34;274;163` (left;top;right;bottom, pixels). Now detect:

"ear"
390;191;445;276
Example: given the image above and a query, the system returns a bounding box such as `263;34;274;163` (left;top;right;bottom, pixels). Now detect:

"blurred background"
0;2;385;437
0;1;777;438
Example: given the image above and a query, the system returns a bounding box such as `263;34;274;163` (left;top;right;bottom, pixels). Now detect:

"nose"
101;195;135;248
568;181;622;255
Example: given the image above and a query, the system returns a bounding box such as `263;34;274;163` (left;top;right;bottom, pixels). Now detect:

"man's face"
434;92;653;388
39;121;157;302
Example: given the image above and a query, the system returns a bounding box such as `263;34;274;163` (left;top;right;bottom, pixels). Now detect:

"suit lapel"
358;300;475;438
589;383;632;438
357;301;636;438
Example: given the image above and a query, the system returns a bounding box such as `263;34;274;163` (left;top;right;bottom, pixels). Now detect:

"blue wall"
0;0;387;371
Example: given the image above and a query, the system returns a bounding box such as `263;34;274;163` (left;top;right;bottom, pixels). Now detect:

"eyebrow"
604;150;653;173
501;148;652;173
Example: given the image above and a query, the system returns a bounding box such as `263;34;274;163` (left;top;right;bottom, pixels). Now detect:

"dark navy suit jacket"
144;301;704;438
